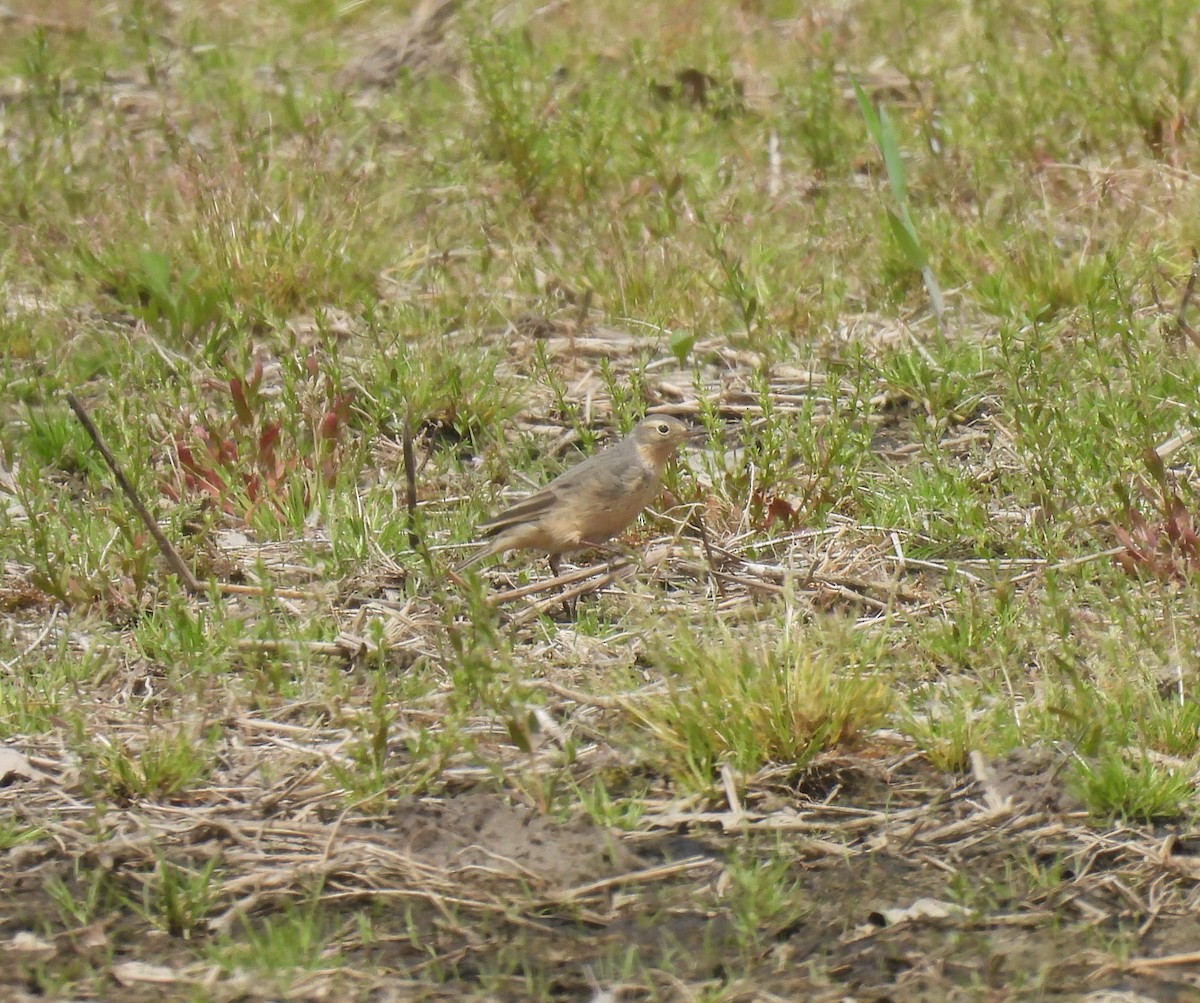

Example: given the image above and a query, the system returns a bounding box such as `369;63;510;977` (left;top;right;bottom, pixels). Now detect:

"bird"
456;415;704;576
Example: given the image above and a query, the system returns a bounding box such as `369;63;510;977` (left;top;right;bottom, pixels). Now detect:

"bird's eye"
656;423;671;435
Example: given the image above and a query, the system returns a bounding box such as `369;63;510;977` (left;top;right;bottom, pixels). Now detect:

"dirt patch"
5;741;1200;1000
984;745;1088;815
384;790;644;882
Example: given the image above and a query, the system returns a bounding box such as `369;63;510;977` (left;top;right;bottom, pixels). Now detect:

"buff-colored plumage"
457;415;702;575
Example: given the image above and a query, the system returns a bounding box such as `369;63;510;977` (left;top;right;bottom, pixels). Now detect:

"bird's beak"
686;426;709;444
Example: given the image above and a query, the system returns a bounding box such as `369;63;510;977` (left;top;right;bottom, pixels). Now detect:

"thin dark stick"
1175;248;1200;349
403;412;420;552
402;411;436;574
572;286;594;336
66;392;202;594
567;287;593;373
693;506;725;598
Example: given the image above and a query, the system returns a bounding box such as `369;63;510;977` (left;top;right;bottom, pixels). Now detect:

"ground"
4;0;1200;999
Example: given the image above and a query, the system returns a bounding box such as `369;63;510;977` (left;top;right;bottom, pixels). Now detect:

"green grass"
4;0;1200;999
633;618;892;788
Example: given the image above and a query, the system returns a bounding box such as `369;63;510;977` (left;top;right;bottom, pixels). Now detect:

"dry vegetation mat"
5;0;1200;1000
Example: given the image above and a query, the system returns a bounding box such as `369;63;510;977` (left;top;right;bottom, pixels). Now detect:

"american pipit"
456;415;703;575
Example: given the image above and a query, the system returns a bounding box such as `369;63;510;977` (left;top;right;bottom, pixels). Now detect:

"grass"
4;0;1200;999
633;619;892;787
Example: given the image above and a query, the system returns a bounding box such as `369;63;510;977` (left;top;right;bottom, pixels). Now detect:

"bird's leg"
547;556;578;619
547;553;577;616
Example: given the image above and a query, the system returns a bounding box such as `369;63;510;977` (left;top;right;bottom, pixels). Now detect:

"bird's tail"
453;541;498;574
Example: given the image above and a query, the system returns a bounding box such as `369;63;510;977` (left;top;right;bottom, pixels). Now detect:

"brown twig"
568;287;594;374
508;560;643;627
572;286;594;337
487;558;623;605
1121;948;1200;973
403;411;421;555
66;392;202;594
216;583;321;601
235;636;374;659
692;506;725;598
1174;248;1200;349
523;678;657;710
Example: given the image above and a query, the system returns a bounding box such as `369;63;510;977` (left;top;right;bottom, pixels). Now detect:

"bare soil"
5;733;1200;1001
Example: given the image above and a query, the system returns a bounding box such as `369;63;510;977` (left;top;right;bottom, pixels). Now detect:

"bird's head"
629;414;706;464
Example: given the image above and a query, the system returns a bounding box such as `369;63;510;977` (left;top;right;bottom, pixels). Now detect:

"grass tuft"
633;622;892;787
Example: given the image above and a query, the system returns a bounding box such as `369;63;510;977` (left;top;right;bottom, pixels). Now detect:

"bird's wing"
475;487;561;536
475;441;651;536
550;442;648;497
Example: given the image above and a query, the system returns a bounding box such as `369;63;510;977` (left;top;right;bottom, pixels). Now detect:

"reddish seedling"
1113;448;1200;581
163;355;353;524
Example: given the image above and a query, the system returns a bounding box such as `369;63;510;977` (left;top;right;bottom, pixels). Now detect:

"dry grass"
5;0;1200;999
